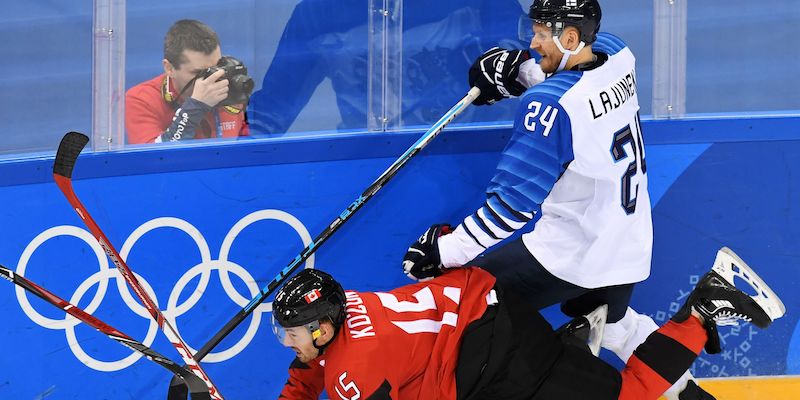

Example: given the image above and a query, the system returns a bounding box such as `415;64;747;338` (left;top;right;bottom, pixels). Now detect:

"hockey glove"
402;224;453;281
468;47;531;105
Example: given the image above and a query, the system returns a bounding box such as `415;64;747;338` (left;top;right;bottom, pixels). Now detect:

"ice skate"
556;304;608;356
672;247;786;354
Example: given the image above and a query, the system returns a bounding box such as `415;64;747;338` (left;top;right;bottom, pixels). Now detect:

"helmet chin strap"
311;320;341;355
552;35;586;72
312;336;327;353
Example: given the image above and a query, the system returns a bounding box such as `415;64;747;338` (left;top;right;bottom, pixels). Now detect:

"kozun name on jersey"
344;291;376;339
588;69;637;119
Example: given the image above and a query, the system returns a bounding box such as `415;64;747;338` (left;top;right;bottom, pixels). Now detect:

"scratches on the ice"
33;385;56;399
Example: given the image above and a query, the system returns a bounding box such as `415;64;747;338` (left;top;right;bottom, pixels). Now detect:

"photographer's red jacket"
125;73;248;144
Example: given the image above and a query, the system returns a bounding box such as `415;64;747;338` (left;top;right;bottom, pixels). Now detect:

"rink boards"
0;115;797;398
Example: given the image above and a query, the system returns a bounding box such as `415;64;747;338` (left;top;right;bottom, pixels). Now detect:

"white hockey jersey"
439;33;652;288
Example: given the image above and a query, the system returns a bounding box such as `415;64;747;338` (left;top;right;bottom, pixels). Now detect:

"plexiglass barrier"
684;0;800;114
0;2;93;157
0;0;798;158
124;0;266;145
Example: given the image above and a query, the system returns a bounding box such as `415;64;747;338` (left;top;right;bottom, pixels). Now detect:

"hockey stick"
167;87;481;399
0;265;213;400
53;132;225;400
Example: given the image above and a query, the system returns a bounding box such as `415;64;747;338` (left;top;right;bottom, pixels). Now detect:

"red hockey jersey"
280;267;497;400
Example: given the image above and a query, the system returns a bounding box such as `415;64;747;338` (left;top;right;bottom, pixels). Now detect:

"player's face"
529;23;563;74
163;46;222;96
279;325;320;363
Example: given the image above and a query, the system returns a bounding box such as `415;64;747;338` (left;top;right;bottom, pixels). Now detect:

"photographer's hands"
190;69;228;107
160;70;227;142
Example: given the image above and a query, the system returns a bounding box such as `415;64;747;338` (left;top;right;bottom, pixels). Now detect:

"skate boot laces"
695;298;751;327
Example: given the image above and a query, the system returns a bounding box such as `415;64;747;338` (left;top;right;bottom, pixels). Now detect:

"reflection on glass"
124;19;251;144
686;0;800;114
247;0;527;136
0;3;92;157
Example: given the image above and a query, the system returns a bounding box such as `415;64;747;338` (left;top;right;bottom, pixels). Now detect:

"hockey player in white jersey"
402;1;713;399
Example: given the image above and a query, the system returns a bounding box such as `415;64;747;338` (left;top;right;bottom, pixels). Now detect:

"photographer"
126;19;252;144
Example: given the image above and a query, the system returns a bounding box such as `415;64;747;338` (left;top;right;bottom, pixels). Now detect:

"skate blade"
712;247;786;322
585;304;608;356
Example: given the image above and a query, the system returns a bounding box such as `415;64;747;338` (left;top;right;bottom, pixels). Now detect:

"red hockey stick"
0;265;213;399
53;132;224;399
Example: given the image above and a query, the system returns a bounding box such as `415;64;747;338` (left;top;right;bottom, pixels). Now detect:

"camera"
199;56;255;106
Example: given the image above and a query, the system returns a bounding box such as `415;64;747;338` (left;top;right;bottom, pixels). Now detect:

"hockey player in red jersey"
273;248;784;400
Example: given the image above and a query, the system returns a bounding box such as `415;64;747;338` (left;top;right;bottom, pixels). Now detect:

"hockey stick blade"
167;87;482;399
0;265;212;400
53;131;89;178
53;132;225;399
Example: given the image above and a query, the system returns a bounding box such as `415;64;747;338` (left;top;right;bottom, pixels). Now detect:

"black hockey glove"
468;47;531;106
402;224;453;281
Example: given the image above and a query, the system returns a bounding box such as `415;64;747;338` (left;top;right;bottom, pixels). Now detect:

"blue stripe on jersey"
461;222;487;249
480;200;514;232
593;32;626;56
530;71;583;98
487;78;577;214
487;194;532;223
470;212;500;240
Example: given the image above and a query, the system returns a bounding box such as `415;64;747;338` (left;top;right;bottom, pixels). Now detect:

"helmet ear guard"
308;320;323;340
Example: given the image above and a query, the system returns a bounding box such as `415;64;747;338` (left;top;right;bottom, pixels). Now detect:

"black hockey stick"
167;87;481;399
0;265;212;400
53;132;225;399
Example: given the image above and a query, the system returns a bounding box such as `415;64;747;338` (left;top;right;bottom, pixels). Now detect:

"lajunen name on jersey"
344;291;376;339
588;70;637;119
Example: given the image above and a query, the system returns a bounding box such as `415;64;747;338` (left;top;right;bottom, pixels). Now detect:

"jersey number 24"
610;113;646;214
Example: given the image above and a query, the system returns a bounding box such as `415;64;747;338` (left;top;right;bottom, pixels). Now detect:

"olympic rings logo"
15;209;313;372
